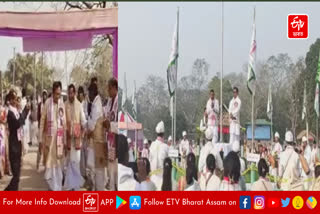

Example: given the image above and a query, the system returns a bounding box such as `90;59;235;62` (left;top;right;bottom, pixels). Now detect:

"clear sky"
119;2;320;96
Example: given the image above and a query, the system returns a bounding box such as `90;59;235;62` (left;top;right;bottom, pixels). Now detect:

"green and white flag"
316;50;320;83
247;8;256;95
302;81;307;120
132;81;137;120
121;72;127;110
267;84;273;120
167;9;179;97
315;83;319;117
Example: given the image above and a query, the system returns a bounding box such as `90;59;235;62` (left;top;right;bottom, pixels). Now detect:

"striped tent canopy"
118;111;142;130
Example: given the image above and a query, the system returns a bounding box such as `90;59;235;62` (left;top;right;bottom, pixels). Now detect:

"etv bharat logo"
288;14;308;39
83;193;99;212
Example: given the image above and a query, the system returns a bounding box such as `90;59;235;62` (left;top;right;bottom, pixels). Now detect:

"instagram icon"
254;196;265;210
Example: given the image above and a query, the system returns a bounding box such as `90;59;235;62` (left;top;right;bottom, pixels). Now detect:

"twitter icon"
281;198;290;207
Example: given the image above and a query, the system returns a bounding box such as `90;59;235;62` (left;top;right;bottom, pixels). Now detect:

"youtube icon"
268;198;280;208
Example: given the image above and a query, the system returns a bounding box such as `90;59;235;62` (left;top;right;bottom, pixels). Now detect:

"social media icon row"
240;196;317;209
116;196;142;210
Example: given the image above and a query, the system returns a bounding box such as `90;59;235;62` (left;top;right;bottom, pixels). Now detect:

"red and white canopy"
118;111;142;130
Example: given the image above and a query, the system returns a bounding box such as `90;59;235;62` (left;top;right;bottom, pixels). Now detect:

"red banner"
0;191;319;214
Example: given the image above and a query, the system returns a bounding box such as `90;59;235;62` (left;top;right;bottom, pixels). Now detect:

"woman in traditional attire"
178;153;200;191
199;154;221;191
135;158;156;191
251;158;273;191
220;151;241;191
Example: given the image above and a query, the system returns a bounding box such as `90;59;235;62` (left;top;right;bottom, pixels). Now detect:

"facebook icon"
239;196;251;209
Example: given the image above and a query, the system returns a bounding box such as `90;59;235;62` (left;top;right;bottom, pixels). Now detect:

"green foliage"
3;53;54;96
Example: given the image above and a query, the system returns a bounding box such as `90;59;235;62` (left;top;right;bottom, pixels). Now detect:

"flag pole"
250;6;256;185
134;80;138;160
220;2;224;143
174;8;179;147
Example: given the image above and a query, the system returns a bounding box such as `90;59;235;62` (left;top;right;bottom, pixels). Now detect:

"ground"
0;145;48;191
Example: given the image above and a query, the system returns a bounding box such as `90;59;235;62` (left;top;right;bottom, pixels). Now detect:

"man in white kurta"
279;131;310;191
87;83;107;191
270;132;282;177
198;128;223;173
179;131;190;169
103;78;118;191
64;85;87;190
206;90;219;144
272;132;283;156
228;87;241;152
141;139;149;159
21;91;30;154
127;138;135;162
39;82;66;191
301;136;312;190
149;121;169;190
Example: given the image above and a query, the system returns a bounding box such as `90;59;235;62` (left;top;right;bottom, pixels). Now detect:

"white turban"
232;142;240;153
302;136;307;142
205;128;213;140
275;132;280;138
143;139;148;145
182;131;187;137
285;131;294;143
127;138;132;144
155;121;165;134
168;136;172;141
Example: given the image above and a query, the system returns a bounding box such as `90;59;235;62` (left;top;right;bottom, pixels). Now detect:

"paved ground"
0;145;49;191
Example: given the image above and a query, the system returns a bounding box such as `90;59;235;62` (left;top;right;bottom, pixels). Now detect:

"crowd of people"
118;87;320;191
0;77;118;191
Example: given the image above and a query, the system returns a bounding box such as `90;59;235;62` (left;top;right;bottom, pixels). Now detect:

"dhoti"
64;141;84;190
229;121;240;152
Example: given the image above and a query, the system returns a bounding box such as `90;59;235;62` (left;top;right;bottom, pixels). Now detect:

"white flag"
302;81;307;120
121;72;127;110
170;96;174;117
132;81;137;120
315;83;319;117
247;7;256;95
267;84;272;120
167;9;179;97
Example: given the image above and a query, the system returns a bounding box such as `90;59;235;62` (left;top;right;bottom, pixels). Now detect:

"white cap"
302;136;307;142
275;132;280;138
143;139;148;145
127;138;132;144
182;131;187;137
205;128;213;140
232;142;240;153
285;131;294;143
168;136;172;141
155;121;165;134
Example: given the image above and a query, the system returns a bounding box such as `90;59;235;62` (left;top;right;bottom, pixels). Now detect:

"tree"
4;53;54;96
